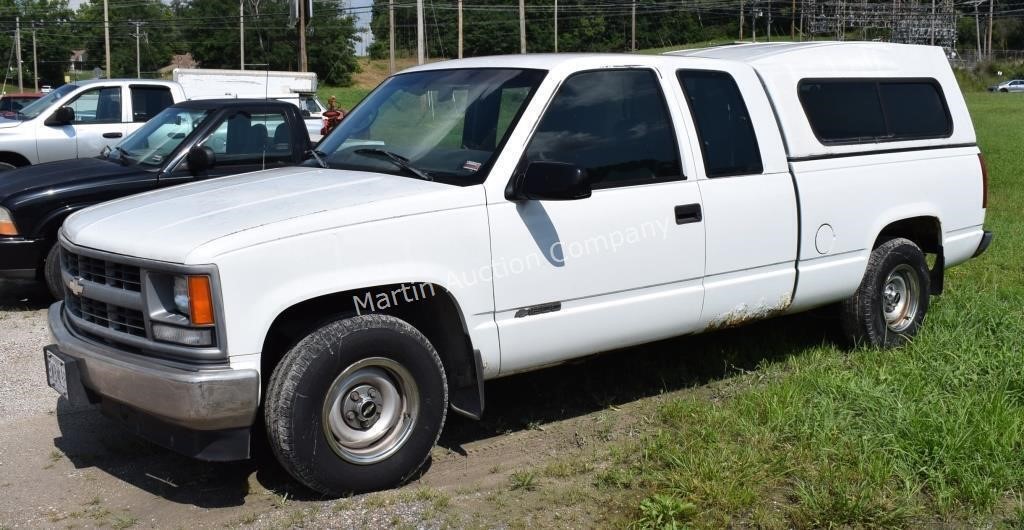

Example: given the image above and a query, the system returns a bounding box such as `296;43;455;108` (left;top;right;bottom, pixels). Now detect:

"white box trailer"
172;68;326;141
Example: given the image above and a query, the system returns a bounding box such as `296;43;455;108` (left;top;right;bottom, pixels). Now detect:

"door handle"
102;132;123;139
674;203;703;225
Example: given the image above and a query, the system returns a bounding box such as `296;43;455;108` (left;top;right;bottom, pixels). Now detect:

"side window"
200;110;292;164
130;86;174;122
798;79;952;144
524;69;681;189
68;86;122;124
797;81;886;143
877;82;951;138
677;70;763;178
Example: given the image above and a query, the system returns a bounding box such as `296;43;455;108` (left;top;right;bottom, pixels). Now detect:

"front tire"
265;314;447;496
44;243;64;301
841;238;930;348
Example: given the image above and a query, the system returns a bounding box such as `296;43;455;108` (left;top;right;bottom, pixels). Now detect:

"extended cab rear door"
673;63;799;327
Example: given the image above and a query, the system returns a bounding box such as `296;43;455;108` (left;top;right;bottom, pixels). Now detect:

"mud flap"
448;349;485;421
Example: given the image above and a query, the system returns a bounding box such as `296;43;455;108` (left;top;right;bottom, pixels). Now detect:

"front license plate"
46;350;68;400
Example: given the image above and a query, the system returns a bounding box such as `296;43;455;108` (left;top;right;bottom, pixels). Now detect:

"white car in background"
988;79;1024;92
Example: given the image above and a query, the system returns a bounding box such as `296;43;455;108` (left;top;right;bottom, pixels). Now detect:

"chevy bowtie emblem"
67;277;85;297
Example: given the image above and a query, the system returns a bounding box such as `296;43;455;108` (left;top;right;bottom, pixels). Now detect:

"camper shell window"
798;78;953;145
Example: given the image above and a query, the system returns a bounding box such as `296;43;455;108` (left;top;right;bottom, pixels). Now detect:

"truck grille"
61;250;142;292
65;294;147;337
61;246;148;342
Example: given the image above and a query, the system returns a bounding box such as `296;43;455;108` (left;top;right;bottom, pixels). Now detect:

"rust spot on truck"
705;294;792;332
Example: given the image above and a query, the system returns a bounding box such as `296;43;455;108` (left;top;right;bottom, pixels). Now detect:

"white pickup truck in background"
45;42;992;497
0;79;185;169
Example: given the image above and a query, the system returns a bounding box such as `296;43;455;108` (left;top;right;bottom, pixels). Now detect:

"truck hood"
0;157;141;205
63;166;485;264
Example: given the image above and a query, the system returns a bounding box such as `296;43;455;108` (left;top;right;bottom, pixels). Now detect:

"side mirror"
508;161;591;201
186;146;216;173
45;106;75;126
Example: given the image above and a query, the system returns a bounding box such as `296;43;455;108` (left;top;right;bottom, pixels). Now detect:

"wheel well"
260;283;482;415
0;152;30;168
874;216;944;294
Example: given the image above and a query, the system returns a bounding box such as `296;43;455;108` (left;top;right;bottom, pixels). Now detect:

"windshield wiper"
354;148;433;181
306;149;328;169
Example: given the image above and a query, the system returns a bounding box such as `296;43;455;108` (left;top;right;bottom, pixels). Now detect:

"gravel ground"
0;280;62;422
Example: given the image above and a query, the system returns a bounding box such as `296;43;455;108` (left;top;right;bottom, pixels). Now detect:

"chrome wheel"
881;264;920;333
322;357;419;465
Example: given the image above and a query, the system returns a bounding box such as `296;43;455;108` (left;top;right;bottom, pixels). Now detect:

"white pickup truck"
0;79;185;169
45;42;992;496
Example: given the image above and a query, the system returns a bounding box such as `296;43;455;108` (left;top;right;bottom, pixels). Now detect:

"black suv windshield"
15;84;77;120
314;68;546;185
111;106;211;166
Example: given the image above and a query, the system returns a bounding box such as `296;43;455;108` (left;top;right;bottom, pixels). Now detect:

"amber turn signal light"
0;219;17;236
187;275;215;326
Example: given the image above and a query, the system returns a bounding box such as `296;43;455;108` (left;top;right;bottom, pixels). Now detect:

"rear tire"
840;238;930;348
43;243;64;301
264;314;447;496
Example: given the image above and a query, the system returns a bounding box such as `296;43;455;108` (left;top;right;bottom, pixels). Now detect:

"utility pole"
131;22;143;78
930;0;935;46
416;0;424;64
791;0;796;38
767;0;772;41
15;17;22;91
974;0;982;61
32;27;37;91
388;0;395;72
519;0;526;54
631;1;637;52
554;0;558;53
103;0;111;78
986;0;993;57
752;4;758;41
298;0;308;71
739;0;745;40
458;0;463;58
240;0;245;70
799;0;805;40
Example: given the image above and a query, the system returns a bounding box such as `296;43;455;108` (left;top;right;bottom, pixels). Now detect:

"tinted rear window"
798;79;951;145
678;69;763;178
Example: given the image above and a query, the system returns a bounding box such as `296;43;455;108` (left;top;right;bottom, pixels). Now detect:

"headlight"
150;273;217;348
0;207;17;236
171;274;215;326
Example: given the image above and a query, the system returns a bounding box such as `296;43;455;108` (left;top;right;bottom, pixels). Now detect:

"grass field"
602;91;1024;527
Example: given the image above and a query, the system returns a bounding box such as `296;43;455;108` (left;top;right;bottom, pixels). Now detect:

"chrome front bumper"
47;302;259;431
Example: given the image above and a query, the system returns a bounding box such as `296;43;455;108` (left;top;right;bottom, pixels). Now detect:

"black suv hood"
0;158;149;204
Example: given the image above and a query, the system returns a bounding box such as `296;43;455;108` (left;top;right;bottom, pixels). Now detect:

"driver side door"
165;108;295;183
488;68;707;374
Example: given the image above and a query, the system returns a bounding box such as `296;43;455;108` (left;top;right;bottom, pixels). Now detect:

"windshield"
17;84;77;120
111;107;211;166
314;68;546;185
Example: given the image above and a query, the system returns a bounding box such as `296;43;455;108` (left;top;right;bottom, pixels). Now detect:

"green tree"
74;0;181;78
174;0;359;86
0;0;76;89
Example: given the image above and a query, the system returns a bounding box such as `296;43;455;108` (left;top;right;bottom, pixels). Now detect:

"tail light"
978;153;989;209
